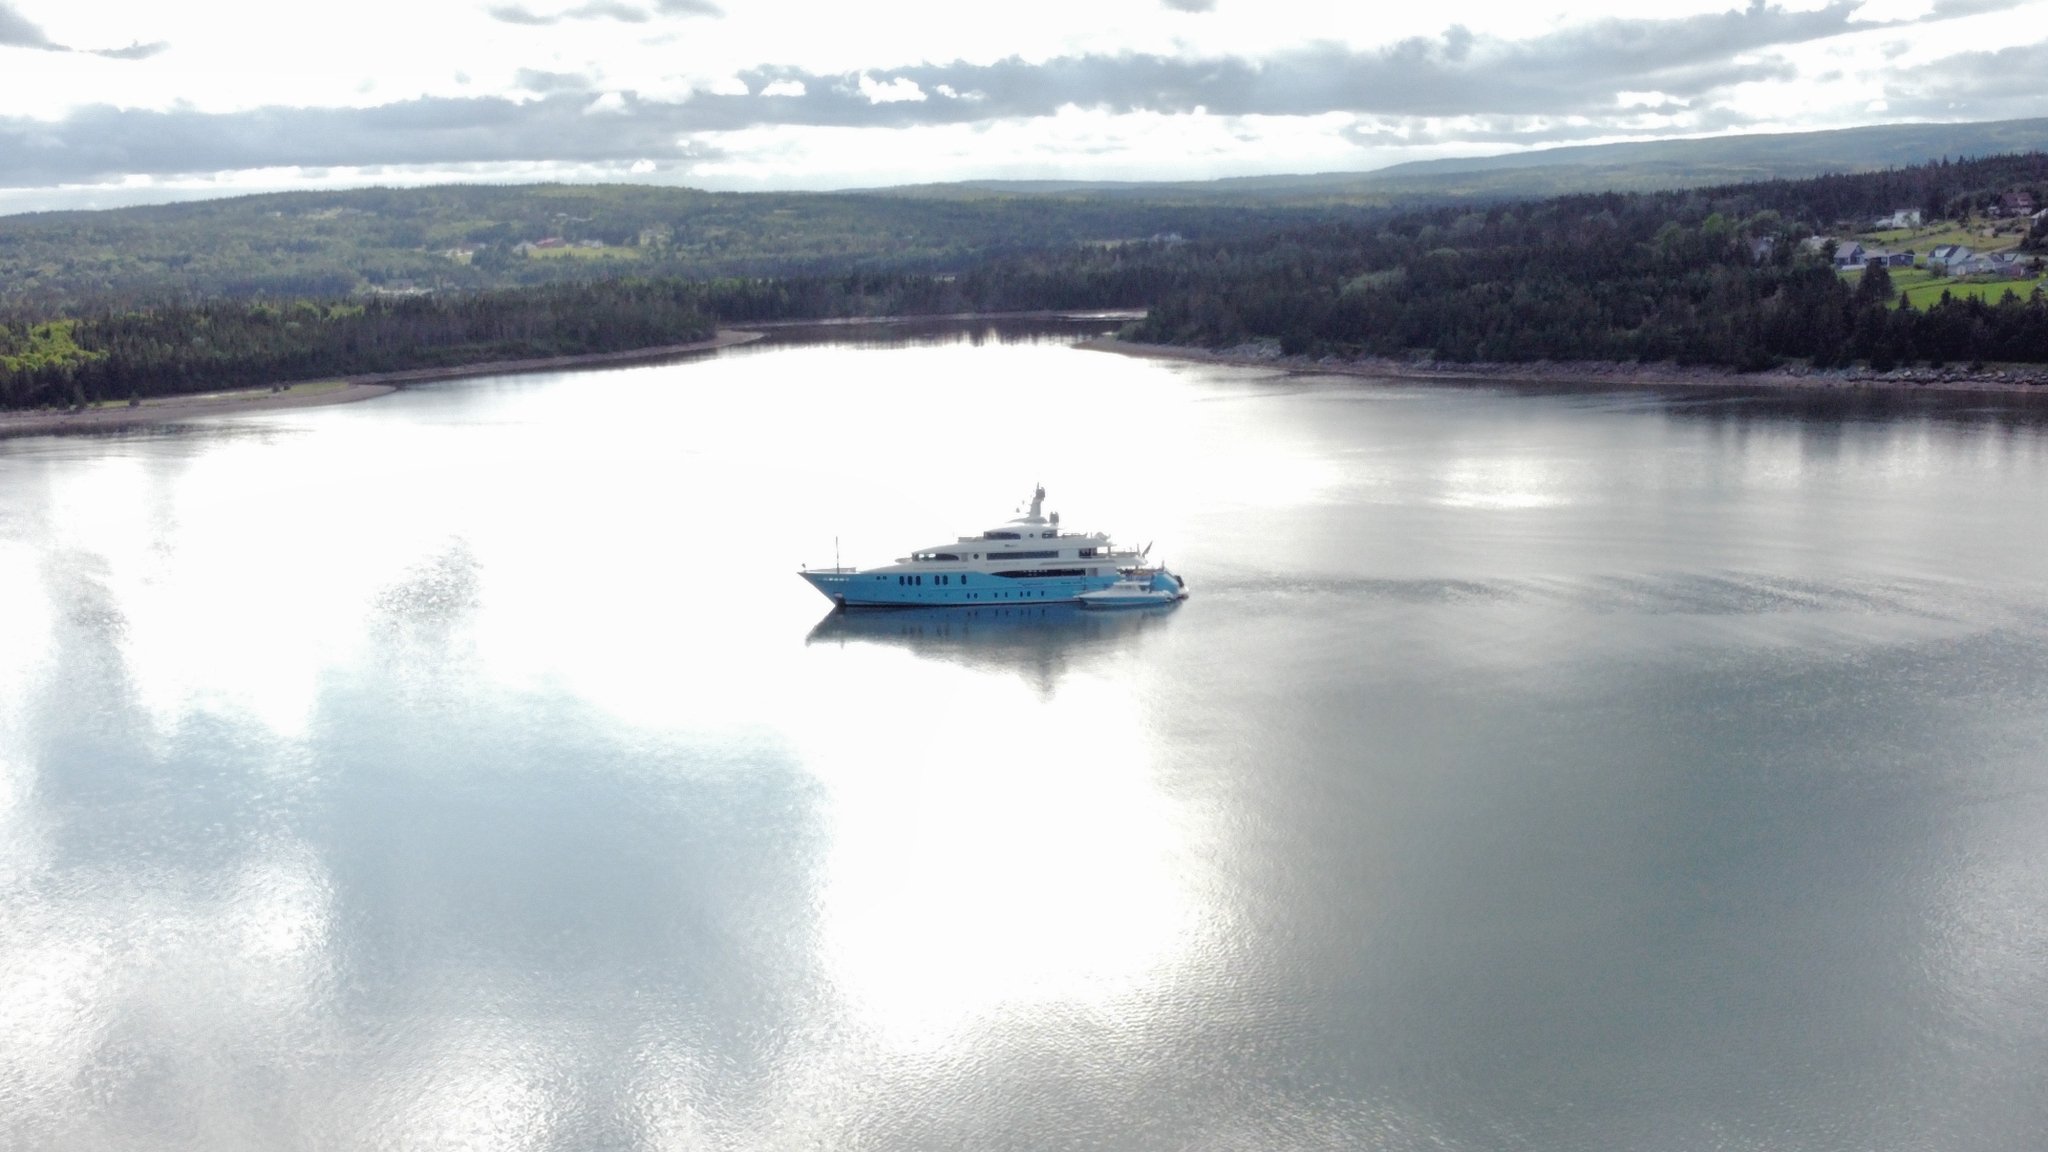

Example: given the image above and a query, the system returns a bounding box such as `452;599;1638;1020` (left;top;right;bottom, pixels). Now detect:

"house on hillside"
1857;249;1914;269
1876;208;1923;229
1996;190;2037;217
1990;254;2039;278
1929;244;1972;265
1832;241;1867;269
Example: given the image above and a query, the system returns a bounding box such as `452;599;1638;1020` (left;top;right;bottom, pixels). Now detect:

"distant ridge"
8;115;2047;308
874;117;2048;204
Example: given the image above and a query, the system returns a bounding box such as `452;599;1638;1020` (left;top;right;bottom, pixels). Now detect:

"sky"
2;0;2047;212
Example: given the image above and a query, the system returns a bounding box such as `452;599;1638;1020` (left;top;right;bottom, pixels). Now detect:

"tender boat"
800;486;1158;608
1077;568;1188;609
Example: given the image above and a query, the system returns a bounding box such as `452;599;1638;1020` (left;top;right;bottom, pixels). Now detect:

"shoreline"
740;308;1145;330
0;329;764;439
1082;336;2048;396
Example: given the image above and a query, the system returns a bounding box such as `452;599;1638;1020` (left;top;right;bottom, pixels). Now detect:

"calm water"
4;324;2047;1151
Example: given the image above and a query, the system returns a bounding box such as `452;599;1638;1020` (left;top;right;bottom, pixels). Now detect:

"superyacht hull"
801;567;1120;608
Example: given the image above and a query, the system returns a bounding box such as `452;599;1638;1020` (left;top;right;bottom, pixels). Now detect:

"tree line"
8;151;2048;409
1;247;1194;408
1130;155;2048;371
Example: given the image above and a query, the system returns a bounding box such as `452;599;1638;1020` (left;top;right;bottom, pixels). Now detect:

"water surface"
3;324;2047;1150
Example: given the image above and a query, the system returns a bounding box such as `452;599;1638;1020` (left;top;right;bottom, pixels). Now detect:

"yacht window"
1079;547;1097;558
984;531;1020;540
1001;550;1059;560
993;568;1086;579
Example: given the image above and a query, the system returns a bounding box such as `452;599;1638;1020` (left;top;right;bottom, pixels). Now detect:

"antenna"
835;536;841;571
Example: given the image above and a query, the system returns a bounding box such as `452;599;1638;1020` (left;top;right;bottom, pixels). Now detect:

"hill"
11;117;2048;311
0;184;1331;311
884;117;2048;204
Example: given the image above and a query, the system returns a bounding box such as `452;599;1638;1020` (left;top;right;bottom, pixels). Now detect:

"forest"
1129;152;2048;370
0;248;1183;408
0;183;1330;310
6;151;2048;409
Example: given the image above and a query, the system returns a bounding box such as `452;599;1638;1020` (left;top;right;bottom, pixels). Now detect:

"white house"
1876;208;1923;229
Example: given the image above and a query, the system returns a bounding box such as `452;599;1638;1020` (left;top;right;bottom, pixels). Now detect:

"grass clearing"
523;246;641;262
1855;217;2026;254
1833;262;2047;307
1901;277;2048;308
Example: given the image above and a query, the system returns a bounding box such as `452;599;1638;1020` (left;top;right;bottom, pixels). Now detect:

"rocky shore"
0;329;763;439
1086;336;2048;394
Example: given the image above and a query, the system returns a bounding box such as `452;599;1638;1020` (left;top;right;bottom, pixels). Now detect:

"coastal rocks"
1138;339;2048;393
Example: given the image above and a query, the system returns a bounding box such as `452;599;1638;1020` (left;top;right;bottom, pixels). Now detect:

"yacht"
800;486;1149;608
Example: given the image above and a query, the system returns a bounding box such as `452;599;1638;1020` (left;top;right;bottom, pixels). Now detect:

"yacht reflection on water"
806;602;1177;689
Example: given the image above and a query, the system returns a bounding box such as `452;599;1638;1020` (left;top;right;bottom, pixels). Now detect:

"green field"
1858;221;2024;253
523;245;642;262
1836;261;2047;307
1901;276;2048;307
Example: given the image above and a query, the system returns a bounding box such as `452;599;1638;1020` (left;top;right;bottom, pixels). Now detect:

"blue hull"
800;569;1120;607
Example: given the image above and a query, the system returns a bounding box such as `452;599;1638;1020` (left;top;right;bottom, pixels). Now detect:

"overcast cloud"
487;0;719;26
0;0;2045;207
0;0;163;58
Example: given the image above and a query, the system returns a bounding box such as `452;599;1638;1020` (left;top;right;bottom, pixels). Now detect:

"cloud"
0;0;2028;189
858;74;927;104
515;68;597;93
1924;0;2033;15
1340;105;1759;150
569;1;650;20
89;40;169;60
489;2;645;23
486;0;718;23
0;94;730;185
709;17;1813;129
1160;0;1215;10
1877;39;2048;120
0;1;58;49
485;5;554;24
0;0;165;57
